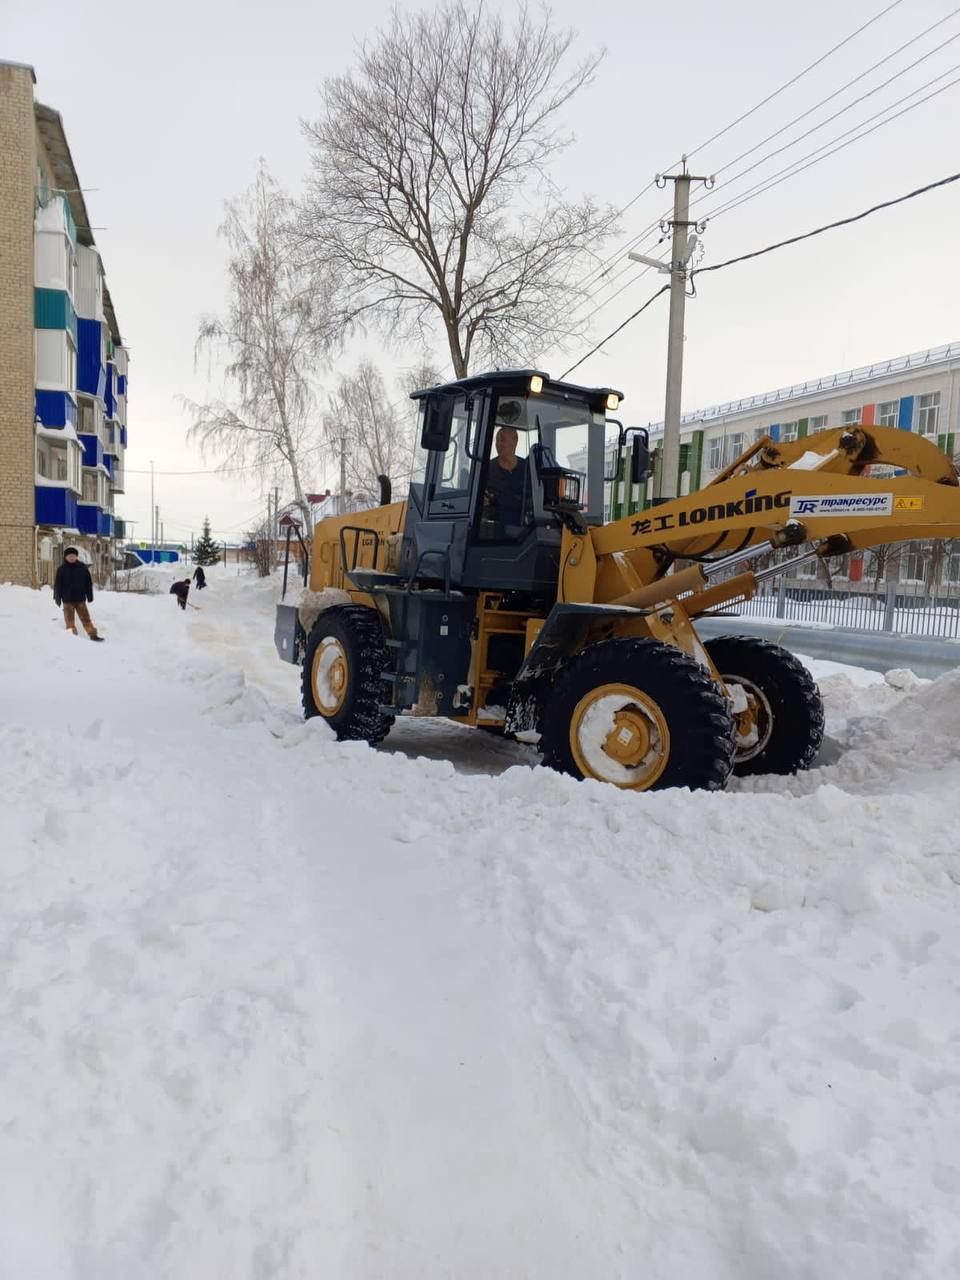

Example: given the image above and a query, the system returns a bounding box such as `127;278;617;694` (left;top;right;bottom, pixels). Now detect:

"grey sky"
6;0;960;546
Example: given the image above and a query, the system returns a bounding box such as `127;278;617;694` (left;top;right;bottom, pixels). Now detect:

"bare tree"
245;519;274;578
300;3;614;378
324;360;442;501
324;362;408;503
186;163;335;529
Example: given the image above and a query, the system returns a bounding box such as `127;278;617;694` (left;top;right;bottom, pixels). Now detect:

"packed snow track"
2;567;960;1279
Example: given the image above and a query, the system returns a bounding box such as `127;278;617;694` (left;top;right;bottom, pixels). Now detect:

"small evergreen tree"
193;516;221;566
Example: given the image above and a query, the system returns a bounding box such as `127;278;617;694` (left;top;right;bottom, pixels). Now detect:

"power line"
693;170;960;279
694;47;960;221
561;170;960;379
124;462;262;477
572;20;960;326
703;65;960;222
706;7;960;182
573;0;910;296
560;285;670;379
686;0;908;160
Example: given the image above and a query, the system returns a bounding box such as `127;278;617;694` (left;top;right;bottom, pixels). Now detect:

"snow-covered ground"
3;566;960;1279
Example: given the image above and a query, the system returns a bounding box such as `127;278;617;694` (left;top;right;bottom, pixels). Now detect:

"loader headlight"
540;468;583;510
606;392;621;411
529;374;544;394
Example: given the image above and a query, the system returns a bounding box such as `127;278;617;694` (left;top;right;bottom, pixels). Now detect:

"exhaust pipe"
378;474;392;506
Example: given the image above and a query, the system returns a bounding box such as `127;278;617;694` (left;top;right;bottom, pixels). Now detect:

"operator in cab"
484;398;529;533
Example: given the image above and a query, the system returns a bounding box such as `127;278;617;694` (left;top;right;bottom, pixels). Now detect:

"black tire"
301;606;395;744
705;635;824;777
540;637;736;792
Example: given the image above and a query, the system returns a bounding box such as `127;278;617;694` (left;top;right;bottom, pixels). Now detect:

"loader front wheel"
540;638;735;792
705;635;824;776
301;606;395;744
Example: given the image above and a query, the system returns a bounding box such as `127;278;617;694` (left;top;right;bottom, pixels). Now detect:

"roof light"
529;374;544;394
606;392;621;411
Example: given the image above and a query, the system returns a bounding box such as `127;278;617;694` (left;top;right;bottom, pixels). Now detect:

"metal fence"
733;577;960;639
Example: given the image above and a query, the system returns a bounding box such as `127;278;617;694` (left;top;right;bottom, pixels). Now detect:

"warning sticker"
789;493;893;518
893;495;924;512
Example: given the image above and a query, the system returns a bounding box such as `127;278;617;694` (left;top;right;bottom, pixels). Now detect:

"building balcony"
36;484;79;529
76;504;111;536
78;433;104;470
35;288;77;344
35;389;77;430
77;317;106;399
113;518;127;540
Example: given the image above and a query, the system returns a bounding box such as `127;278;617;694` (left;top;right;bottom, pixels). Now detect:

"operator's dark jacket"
53;560;94;606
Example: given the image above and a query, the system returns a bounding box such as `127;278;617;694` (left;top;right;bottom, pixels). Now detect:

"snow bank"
3;578;960;1279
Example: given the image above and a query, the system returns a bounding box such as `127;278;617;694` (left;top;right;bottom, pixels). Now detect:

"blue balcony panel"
35;389;77;430
120;425;128;447
104;362;116;419
78;433;104;470
76;503;101;535
101;512;114;537
117;374;127;395
77;317;106;399
36;485;79;528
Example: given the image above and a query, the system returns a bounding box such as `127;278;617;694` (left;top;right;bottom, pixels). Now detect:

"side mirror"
630;431;651;484
420;395;455;452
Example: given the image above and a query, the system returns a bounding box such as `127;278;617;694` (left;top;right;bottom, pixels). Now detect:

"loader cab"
404;370;622;600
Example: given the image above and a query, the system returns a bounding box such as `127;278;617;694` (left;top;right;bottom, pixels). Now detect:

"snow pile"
2;577;960;1278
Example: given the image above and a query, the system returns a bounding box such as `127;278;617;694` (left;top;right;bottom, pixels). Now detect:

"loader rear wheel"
301;606;395;744
540;638;736;792
705;635;824;777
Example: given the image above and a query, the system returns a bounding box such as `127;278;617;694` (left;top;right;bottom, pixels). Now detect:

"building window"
82;472;97;504
876;400;899;427
754;427;767;443
780;421;798;443
724;432;745;466
809;415;828;433
708;437;723;470
903;541;926;582
841;409;861;426
68;443;81;493
916;392;940;436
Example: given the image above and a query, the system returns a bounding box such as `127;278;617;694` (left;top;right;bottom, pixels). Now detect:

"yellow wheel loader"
275;369;960;791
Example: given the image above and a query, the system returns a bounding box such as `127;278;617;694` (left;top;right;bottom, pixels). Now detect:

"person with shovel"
170;578;192;611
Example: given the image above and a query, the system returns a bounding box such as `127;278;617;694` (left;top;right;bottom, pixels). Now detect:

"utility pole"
150;460;155;557
155;505;160;552
339;434;347;515
630;158;713;501
273;485;279;573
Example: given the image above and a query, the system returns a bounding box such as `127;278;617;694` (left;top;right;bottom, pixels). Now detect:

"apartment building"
639;341;960;501
0;60;129;587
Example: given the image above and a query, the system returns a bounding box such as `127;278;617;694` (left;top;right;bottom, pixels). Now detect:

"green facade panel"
34;288;77;343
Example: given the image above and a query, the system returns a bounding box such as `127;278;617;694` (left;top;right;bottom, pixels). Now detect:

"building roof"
0;59;36;81
34;101;123;346
646;340;960;435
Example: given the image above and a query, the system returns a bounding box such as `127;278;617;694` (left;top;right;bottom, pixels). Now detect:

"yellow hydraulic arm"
559;425;960;611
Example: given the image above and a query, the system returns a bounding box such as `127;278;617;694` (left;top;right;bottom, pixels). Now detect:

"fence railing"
732;578;960;639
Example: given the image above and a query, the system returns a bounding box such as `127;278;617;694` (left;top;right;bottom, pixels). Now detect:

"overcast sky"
6;0;960;546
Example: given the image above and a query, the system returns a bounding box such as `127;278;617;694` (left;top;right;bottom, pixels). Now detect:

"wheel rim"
724;675;773;762
569;683;671;790
312;636;350;715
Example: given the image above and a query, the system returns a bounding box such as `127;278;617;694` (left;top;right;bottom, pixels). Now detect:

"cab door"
425;393;485;521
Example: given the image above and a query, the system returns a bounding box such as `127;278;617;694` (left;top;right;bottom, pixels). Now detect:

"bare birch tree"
186;163;335;529
324;360;441;502
300;3;614;378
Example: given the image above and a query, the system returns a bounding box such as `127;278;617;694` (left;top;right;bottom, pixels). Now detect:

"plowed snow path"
2;575;959;1279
